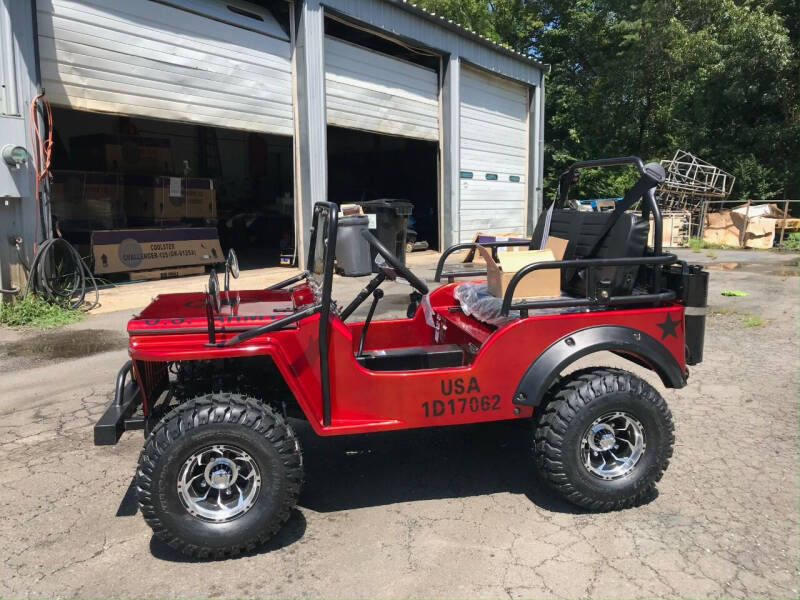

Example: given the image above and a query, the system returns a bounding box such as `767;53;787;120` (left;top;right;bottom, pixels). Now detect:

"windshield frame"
306;201;338;426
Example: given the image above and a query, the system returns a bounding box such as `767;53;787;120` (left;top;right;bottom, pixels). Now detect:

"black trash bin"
356;199;413;273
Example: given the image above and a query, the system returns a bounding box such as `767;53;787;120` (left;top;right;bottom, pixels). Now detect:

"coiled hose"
6;94;98;309
23;237;99;310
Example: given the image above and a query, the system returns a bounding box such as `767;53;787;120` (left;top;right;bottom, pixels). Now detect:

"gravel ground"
0;250;797;599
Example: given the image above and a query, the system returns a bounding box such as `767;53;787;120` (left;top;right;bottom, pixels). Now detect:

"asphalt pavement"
0;249;797;598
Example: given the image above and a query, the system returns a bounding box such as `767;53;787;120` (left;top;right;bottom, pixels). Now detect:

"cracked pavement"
0;252;797;598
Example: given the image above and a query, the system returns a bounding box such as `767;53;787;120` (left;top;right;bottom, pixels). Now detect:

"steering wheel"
361;230;428;294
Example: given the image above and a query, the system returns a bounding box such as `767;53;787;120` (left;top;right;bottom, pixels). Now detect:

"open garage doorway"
48;107;294;280
326;126;440;251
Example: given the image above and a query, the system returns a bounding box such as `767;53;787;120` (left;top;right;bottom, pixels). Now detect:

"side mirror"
208;269;221;313
224;248;240;292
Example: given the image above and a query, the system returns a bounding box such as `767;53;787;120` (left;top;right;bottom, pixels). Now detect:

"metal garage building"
0;0;546;293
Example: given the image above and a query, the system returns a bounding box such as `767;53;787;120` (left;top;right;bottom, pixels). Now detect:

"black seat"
531;209;649;296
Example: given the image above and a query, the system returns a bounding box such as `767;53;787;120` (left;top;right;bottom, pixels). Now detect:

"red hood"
128;289;296;334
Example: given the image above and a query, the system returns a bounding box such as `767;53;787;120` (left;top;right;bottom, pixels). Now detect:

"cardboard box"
340;204;364;217
126;265;205;281
91;227;223;274
478;237;568;299
703;210;777;249
732;203;786;218
174;178;216;219
734;213;776;249
123;175;167;220
50;171;123;229
122;176;216;222
463;232;531;262
646;210;691;248
70;134;173;173
161;177;188;220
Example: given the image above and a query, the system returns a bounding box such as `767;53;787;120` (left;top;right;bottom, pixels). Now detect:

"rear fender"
513;325;686;407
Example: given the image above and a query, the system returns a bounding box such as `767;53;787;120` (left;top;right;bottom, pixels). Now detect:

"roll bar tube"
267;271;310;290
499;254;678;316
361;229;429;294
436;156;666;284
556;156;664;255
434;240;530;282
646;188;663;256
307;201;339;427
217;303;321;346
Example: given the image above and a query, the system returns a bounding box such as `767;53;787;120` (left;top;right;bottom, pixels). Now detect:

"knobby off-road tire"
534;368;674;511
136;393;303;558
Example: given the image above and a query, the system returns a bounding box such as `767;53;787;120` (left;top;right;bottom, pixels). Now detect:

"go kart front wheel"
534;368;674;511
135;393;303;558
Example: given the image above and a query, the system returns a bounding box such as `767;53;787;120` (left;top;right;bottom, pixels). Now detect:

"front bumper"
94;361;145;445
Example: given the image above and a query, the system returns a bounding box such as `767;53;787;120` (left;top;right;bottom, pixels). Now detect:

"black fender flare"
513;325;687;407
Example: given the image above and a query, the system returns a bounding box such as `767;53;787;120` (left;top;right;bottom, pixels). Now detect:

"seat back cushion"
531;210;649;296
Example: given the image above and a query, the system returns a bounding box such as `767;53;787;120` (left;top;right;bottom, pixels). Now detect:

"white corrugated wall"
458;66;529;242
324;36;439;141
37;0;294;135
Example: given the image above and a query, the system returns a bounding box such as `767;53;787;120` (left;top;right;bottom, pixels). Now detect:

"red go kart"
95;157;708;558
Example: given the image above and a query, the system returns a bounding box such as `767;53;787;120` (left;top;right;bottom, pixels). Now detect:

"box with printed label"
91;227;223;274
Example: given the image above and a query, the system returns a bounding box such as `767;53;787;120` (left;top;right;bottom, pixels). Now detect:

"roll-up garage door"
459;66;529;242
37;0;293;135
324;37;439;141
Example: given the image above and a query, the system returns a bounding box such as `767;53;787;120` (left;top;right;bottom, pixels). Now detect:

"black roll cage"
435;156;680;315
199;157;678;425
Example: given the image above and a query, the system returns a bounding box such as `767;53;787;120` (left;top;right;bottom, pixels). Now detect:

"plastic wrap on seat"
454;283;519;327
454;283;589;327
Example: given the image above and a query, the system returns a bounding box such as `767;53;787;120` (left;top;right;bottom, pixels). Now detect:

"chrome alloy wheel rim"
580;412;645;480
177;445;261;522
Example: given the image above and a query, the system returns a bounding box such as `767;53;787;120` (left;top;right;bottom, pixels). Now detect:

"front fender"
513;325;687;407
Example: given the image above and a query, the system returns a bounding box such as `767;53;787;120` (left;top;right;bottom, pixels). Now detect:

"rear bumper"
666;263;709;365
94;361;145;445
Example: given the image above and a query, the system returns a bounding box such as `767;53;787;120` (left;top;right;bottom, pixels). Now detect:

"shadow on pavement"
115;478;139;517
295;419;599;515
149;509;307;562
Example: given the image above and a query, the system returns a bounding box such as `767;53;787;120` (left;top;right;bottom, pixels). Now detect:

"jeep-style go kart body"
95;157;708;558
114;280;688;435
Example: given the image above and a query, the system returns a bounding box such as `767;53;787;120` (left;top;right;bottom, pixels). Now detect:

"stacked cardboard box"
52;171;216;228
180;178;216;219
50;171;124;230
703;204;789;249
123;174;164;221
123;176;216;223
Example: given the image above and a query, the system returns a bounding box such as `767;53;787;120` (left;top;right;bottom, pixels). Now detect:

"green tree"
416;1;543;53
418;0;800;201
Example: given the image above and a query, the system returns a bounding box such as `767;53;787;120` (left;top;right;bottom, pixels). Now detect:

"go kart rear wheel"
534;368;674;511
135;393;302;558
